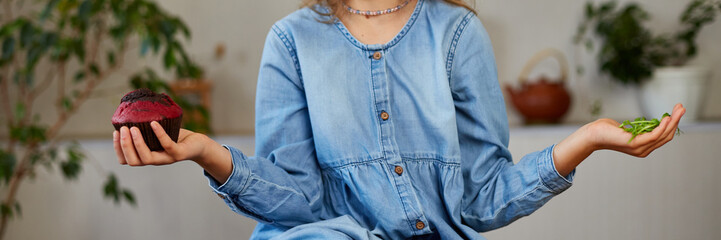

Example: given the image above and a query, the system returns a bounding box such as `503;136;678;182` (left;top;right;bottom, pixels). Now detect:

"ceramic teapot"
505;49;571;124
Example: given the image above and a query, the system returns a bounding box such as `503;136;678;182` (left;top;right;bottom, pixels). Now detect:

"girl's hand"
113;121;209;166
589;103;685;157
552;104;685;176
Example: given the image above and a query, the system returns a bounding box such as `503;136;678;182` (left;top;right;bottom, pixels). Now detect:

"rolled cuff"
204;145;251;201
538;144;575;194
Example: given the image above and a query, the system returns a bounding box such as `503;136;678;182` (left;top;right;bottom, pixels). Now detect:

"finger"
633;118;669;147
642;129;675;157
662;105;685;140
130;127;154;165
659;109;681;141
641;126;677;157
672;104;686;121
673;103;683;112
151;121;181;157
113;131;127;165
639;106;686;156
666;105;685;137
657;114;674;139
120;126;143;166
641;127;674;157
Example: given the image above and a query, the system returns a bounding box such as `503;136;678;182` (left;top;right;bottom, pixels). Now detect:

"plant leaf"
77;0;92;28
60;144;84;180
163;47;175;68
107;51;116;66
40;0;61;21
13;202;21;218
122;190;136;206
74;71;86;83
140;37;150;56
102;174;137;207
0;204;12;219
62;97;73;111
103;174;119;202
14;102;25;122
2;37;16;61
0;150;16;184
89;63;100;76
19;21;35;48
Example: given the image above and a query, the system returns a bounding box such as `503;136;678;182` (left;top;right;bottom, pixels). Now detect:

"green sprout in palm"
619;113;682;143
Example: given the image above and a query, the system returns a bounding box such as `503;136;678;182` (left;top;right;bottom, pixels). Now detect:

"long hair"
301;0;476;21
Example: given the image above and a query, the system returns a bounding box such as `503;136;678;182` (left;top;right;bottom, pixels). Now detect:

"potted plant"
575;0;721;122
0;0;204;238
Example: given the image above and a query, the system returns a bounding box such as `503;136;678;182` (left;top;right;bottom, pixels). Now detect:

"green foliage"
13;203;20;219
0;205;11;220
0;203;22;220
103;174;136;206
13;102;24;122
0;0;204;233
619;113;681;143
0;151;15;185
1;0;212;134
575;0;721;85
60;143;83;180
0;0;205;85
9;124;47;144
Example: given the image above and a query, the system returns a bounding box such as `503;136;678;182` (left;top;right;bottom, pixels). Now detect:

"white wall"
6;124;721;239
10;0;721;138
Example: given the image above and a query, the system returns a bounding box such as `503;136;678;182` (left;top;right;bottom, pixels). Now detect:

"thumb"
151;121;183;158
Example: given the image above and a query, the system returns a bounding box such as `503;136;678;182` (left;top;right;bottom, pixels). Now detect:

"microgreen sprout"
618;113;681;143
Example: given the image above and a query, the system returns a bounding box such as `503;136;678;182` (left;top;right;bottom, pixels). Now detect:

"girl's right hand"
113;121;209;166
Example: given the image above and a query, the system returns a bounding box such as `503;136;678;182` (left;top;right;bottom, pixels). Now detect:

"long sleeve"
204;24;323;228
448;14;575;232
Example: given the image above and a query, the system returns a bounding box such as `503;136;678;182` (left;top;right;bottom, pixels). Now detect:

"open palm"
590;104;685;157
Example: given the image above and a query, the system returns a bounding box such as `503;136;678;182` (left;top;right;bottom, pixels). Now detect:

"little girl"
113;0;685;239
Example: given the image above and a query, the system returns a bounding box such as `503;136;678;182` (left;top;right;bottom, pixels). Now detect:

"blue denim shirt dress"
205;0;575;239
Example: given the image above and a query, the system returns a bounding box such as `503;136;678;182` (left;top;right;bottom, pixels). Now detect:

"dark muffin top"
111;88;183;124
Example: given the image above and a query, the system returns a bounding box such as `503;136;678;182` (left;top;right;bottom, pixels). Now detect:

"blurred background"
0;0;719;239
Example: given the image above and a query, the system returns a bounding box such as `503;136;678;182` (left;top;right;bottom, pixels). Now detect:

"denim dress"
205;0;575;239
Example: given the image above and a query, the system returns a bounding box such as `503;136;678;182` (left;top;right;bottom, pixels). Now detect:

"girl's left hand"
589;103;685;157
552;104;685;176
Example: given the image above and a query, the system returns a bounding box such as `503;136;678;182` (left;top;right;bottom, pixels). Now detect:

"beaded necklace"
343;0;411;17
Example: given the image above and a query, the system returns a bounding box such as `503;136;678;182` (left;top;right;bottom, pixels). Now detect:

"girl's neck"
337;0;418;45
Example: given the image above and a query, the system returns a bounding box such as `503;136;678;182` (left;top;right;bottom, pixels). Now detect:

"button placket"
369;49;430;235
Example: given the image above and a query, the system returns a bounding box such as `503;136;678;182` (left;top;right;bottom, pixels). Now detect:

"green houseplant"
0;0;206;238
575;0;721;121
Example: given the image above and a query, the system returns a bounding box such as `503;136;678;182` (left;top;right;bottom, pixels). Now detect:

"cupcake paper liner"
113;115;182;151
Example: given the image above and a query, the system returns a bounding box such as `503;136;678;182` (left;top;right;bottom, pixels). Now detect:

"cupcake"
112;88;183;151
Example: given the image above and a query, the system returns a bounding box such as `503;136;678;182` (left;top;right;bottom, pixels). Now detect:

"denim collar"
334;0;425;51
